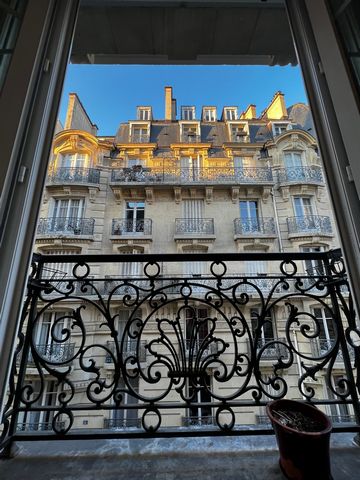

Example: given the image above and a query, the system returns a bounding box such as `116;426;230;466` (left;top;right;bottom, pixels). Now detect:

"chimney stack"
165;86;176;120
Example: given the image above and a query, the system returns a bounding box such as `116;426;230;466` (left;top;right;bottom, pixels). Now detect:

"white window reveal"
240;200;259;232
293;197;314;217
180;156;201;181
131;125;149;143
182;200;204;233
42;249;79;281
125;201;145;233
51;199;85;234
273;123;291;136
137;107;151;121
202;107;216;122
60;153;88;168
181;106;196;120
224;108;237;121
284;152;303;168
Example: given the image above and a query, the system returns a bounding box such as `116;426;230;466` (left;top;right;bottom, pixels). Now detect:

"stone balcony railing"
111;218;152;236
277;166;323;184
37;217;95;236
110;166;273;184
47;167;100;184
287;215;332;235
175;218;215;235
234;217;276;236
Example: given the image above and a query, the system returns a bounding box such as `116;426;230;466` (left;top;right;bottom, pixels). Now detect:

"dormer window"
224;108;238;121
273;122;292;136
202;107;217;122
179;122;200;143
137;107;152;121
129;123;150;143
229;122;249;143
181;106;195;121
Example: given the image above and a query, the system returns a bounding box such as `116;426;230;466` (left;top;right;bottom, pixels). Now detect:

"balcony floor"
1;433;359;479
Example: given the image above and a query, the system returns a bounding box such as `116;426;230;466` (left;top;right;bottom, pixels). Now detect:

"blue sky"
59;65;307;136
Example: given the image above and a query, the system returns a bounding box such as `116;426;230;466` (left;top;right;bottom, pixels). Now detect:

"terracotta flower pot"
266;399;333;480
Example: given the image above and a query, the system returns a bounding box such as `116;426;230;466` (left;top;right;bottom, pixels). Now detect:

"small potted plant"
266;399;332;480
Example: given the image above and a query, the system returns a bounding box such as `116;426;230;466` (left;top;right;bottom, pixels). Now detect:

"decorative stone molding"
262;187;271;202
111;187;123;204
174;187;182;204
88;187;97;203
205;187;213;204
231;187;240;203
145;187;154;204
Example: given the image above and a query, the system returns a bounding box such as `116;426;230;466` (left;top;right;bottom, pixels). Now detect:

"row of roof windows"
137;106;253;122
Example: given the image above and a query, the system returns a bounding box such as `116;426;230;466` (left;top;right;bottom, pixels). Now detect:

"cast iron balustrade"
110;166;273;184
175;218;214;235
234;217;276;236
310;338;355;361
180;133;201;143
248;337;288;360
111;218;152;236
182;416;216;427
329;415;357;424
37;217;95;236
28;343;75;365
105;340;147;364
104;418;142;429
230;133;249;143
1;249;360;449
277;166;323;183
47;167;100;184
129;134;150;143
287;215;332;235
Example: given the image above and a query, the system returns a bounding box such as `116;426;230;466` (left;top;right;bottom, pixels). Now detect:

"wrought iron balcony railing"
104;418;142;429
182;416;216;427
37;217;95;236
310;338;355;361
110;166;273;184
256;415;271;425
2;249;359;446
105;340;147;363
287;215;332;235
129;134;150;143
29;343;75;365
111;218;152;236
180;134;201;143
230;133;249;143
47;167;101;184
16;421;66;432
175;218;215;235
234;217;276;236
248;337;288;360
277;166;323;184
328;414;357;424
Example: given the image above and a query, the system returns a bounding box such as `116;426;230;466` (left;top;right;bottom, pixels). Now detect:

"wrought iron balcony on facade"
47;167;101;185
111;218;152;236
234;217;276;236
29;343;75;365
16;421;66;432
104;418;142;429
230;133;249;143
111;166;273;185
180;133;201;143
37;217;95;236
105;340;147;364
175;218;214;235
182;416;216;427
287;215;332;235
2;249;359;448
277;166;323;184
310;338;355;361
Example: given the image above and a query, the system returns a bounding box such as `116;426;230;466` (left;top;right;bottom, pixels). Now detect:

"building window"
229;123;247;142
17;380;61;432
130;126;149;143
293;197;314;218
180;156;201;181
109;377;139;428
181;106;196;120
240;200;259;231
120;246;143;279
137;107;151;121
273;123;291;136
183;199;204;233
127;158;144;168
186;372;212;426
60;153;88;168
284;152;303;169
125;201;145;233
182;124;199;142
328;375;352;423
50;198;84;233
202;107;216;122
301;246;325;275
251;308;275;343
224;108;237;120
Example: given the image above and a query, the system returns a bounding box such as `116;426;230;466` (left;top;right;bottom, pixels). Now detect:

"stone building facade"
19;87;353;434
